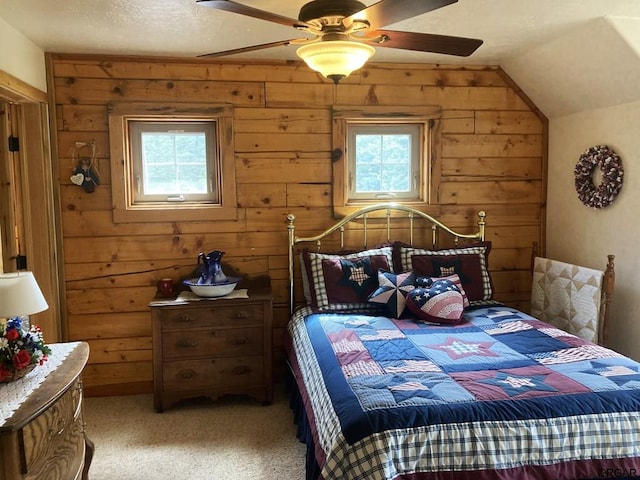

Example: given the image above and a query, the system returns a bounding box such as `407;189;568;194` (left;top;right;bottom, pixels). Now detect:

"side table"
150;283;273;412
0;341;93;480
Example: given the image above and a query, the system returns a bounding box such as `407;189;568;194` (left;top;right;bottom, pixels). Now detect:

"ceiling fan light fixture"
296;40;375;84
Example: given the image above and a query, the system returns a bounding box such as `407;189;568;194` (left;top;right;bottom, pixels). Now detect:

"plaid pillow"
396;242;493;304
302;247;394;312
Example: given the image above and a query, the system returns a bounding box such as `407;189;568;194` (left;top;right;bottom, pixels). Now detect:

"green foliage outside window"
141;132;208;195
355;134;412;193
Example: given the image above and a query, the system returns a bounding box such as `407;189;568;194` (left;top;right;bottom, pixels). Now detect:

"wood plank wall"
46;54;546;396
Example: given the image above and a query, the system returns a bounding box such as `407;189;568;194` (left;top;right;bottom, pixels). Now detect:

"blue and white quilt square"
362;338;426;362
414;331;535;372
494;328;570;354
463;307;532;326
349;372;475;409
549;357;640;391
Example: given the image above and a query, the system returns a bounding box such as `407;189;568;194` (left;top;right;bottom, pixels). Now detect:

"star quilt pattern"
287;305;640;480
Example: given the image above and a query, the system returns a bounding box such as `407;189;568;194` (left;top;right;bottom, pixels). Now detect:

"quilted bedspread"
286;305;640;480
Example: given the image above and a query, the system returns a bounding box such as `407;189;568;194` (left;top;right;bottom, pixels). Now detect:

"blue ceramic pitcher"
197;250;228;285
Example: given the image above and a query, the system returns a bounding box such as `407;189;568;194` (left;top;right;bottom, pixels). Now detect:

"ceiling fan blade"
196;0;310;29
346;0;457;31
364;30;482;57
198;39;306;58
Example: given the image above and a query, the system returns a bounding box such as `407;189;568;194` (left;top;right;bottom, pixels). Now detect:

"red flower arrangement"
0;317;51;383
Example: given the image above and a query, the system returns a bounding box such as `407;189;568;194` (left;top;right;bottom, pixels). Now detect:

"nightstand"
150;282;273;412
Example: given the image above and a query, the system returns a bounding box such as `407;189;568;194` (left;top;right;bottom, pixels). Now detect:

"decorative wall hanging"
70;141;100;193
574;145;624;209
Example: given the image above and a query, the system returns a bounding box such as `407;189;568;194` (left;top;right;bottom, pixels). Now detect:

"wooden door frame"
0;69;62;342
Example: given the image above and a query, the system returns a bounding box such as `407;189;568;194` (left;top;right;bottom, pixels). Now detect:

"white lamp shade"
297;40;375;82
0;271;49;318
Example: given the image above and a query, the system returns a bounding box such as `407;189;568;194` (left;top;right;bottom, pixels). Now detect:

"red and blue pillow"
395;242;493;305
367;270;468;323
368;270;417;318
419;274;469;308
406;278;465;324
302;247;394;312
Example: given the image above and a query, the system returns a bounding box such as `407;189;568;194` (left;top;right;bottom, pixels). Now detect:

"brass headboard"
286;203;487;315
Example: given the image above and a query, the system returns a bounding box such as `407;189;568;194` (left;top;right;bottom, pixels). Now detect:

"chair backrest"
530;257;606;344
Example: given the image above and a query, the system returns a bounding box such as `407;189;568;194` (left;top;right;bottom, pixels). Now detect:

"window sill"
112;203;238;223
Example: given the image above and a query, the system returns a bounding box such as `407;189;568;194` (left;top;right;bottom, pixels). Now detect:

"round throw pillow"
406;279;464;324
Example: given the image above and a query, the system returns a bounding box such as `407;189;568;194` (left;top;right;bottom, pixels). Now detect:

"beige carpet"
83;386;307;480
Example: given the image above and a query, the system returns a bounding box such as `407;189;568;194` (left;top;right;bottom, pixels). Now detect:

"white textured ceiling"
503;16;640;118
2;0;640;117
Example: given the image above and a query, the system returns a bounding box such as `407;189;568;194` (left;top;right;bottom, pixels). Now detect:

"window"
109;103;237;223
128;120;218;204
347;123;422;201
332;106;442;217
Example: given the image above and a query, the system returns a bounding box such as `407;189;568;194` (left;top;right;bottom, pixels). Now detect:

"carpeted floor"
83;386;307;480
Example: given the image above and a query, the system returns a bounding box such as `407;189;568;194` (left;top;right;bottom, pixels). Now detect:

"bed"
283;203;640;480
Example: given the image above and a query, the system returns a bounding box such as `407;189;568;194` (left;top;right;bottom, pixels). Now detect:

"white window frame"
109;103;237;223
347;123;423;202
128;119;219;204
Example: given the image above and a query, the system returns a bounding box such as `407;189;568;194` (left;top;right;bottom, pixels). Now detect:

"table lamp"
0;271;49;330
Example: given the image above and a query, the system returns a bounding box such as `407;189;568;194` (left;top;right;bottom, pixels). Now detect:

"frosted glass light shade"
0;271;49;318
297;40;375;83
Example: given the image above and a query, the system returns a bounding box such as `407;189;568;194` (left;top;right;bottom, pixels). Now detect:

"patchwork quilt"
286;306;640;480
531;256;604;343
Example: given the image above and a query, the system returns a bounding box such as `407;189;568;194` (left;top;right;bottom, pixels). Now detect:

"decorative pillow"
299;252;312;305
405;279;465;324
416;273;470;308
396;242;493;303
302;247;394;312
368;270;416;318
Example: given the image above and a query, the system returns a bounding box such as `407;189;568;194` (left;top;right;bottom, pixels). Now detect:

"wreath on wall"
574;145;624;209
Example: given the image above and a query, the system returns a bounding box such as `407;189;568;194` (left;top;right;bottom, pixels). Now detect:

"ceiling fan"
196;0;483;83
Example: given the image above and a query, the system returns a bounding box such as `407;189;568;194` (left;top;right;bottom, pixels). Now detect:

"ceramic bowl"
183;277;242;298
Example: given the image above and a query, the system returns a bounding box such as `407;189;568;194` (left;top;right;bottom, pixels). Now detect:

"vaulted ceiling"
1;0;639;118
503;15;640;118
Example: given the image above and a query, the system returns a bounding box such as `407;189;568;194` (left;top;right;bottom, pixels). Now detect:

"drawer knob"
232;365;251;375
175;314;193;324
177;369;197;380
175;339;196;348
234;311;250;319
231;337;248;345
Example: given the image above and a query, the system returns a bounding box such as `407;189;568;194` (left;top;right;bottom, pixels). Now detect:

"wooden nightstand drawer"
162;326;264;360
163;356;264;391
22;378;85;479
160;303;264;331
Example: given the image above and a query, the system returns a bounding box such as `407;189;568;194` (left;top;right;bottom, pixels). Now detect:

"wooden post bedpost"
531;241;539;275
600;254;615;346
